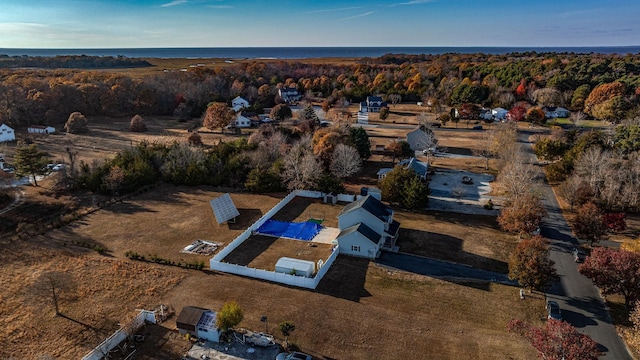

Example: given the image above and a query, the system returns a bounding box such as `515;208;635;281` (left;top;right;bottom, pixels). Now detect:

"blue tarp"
256;220;322;241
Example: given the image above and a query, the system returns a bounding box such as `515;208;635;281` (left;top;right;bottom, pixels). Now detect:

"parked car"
461;176;473;184
572;247;586;263
531;227;541;236
276;352;312;360
546;300;562;320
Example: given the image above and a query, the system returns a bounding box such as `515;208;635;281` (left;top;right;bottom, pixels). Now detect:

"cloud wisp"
161;0;188;7
338;11;374;21
305;6;363;14
390;0;433;7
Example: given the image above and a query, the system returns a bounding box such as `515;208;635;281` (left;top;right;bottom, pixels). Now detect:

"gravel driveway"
427;169;499;215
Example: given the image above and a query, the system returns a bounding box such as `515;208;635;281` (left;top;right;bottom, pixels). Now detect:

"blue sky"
0;0;638;48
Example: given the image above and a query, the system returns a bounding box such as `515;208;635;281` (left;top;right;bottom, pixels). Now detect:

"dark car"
546;300;562;320
572;248;587;263
462;176;473;184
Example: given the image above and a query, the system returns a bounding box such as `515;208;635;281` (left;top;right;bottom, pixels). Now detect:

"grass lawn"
546;118;610;128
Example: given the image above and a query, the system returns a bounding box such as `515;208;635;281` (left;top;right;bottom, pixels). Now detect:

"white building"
27;125;56;134
491;107;508;121
337;195;400;258
233;113;253;128
0;124;15;142
231;96;250;112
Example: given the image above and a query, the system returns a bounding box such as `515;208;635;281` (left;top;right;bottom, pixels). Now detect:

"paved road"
520;131;632;359
376;251;516;285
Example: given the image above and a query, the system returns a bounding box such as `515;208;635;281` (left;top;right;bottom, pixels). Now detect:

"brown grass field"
0;109;554;359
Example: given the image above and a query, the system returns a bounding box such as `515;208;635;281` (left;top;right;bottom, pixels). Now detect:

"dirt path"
0;190;25;215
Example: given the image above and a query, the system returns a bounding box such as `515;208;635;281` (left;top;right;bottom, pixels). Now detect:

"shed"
176;306;221;342
28;125;56;134
275;257;315;278
0;124;15;142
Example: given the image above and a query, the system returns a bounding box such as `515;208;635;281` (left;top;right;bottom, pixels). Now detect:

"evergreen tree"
14;142;49;186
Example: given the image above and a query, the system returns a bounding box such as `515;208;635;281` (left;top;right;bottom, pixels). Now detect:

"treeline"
0;55;152;69
2;52;640;130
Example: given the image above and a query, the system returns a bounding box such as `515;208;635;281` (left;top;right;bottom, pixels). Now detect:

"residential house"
176;306;221;342
231;96;250;112
544;106;570;119
377;157;428;181
0;124;15;142
406;125;433;151
359;96;386;113
337;195;400;257
278;87;302;104
491;107;508;121
233;112;258;128
27;125;56;134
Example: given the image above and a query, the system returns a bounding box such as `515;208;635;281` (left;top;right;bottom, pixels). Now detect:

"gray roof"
337;222;381;244
340;195;392;222
399;157;428;177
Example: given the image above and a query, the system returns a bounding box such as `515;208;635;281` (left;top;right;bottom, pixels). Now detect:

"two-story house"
337;195;400;258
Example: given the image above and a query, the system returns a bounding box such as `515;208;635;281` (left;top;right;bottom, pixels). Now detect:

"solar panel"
210;193;240;225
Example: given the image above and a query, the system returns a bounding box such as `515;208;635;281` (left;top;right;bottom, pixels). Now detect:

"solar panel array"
210;193;240;225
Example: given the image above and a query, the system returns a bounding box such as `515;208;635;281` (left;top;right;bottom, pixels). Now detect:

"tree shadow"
397;229;508;273
558;308;599;328
221;235;277;266
315;256;372;302
564;296;613;324
227;208;263;230
58;312;99;332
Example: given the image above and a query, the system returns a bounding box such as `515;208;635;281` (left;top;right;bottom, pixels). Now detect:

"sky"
0;0;638;48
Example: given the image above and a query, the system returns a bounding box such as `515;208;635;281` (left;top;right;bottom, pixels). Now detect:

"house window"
351;245;360;252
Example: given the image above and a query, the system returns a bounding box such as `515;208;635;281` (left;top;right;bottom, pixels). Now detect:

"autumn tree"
279;321;296;349
65;111;89;134
507;105;527;122
532;88;562;107
602;213;626;233
129;114;147;132
313;131;342;165
498;193;546;235
526;107;546;124
584;81;625;115
216;301;243;332
348;127;371;159
14;142;49;186
270;104;292;121
579;247;640;307
187;132;203;147
203;102;235;132
330;144;362;178
379;106;389;120
385;140;413;166
508;319;602;360
508;235;556;291
573;202;608;246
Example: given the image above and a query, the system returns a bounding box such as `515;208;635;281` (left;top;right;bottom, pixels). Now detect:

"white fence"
82;310;156;360
210;190;346;289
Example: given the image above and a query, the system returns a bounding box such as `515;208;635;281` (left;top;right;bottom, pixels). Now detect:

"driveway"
376;251;515;285
519;131;632;359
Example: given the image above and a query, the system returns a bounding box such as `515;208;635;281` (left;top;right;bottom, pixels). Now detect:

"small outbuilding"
27;125;56;134
275;257;316;278
176;306;221;342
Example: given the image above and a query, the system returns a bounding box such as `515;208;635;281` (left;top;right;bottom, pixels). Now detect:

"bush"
545;162;569;182
379;106;389;120
129;114;148;132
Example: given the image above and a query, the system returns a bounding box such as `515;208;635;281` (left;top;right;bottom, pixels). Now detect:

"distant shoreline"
1;46;640;59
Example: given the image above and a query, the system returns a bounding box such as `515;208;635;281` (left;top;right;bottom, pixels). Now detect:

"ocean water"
0;46;639;59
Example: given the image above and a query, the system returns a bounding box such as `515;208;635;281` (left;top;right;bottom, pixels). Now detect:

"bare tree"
31;271;76;316
330;144;362;178
388;94;401;107
281;137;322;190
498;149;543;201
473;130;495;170
569;111;586;128
574;147;611;197
498;91;516;109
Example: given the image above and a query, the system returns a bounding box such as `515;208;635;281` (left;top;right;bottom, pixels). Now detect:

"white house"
359;96;386;113
233;113;253;128
336;222;383;259
0;124;16;142
338;195;400;254
231;96;250;112
176;306;221;342
27;125;56;134
491;107;508;121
